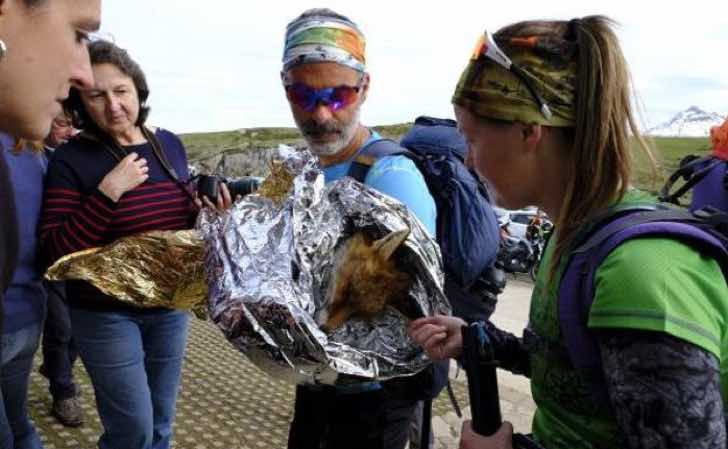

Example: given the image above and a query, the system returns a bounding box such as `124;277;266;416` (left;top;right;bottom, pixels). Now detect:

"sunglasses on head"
284;78;364;112
471;31;552;120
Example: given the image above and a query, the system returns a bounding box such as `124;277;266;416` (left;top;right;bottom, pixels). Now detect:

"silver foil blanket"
198;147;450;385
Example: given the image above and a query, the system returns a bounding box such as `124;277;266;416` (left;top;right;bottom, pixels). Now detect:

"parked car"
494;207;545;241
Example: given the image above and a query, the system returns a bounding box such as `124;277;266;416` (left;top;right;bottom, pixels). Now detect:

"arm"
599;329;725;449
482;321;530;377
40;152;148;265
408;317;530;377
40;157;120;264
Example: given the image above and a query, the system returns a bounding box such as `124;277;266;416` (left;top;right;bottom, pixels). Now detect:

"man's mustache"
300;120;342;137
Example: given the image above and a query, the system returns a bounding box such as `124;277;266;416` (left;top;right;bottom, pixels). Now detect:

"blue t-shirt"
1;135;47;334
323;131;436;392
323;132;436;235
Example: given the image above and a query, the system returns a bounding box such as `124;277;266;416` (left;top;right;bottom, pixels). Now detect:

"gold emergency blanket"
45;230;207;318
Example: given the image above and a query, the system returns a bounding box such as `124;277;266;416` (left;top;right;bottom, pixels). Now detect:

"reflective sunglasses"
471;31;552;119
285;80;363;112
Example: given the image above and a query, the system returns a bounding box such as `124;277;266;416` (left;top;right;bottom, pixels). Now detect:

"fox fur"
322;229;413;332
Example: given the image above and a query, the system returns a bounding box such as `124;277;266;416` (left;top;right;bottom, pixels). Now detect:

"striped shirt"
40;128;196;310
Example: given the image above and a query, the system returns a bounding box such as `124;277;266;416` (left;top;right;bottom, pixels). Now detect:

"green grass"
179;127;303;161
181;125;712;194
179;123;415;162
634;136;710;194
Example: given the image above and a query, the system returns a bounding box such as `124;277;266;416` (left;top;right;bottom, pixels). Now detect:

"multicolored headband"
282;15;366;73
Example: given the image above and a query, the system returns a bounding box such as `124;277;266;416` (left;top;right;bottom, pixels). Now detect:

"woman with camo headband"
410;16;727;449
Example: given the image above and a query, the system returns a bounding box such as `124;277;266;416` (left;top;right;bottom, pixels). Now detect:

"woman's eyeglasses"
285;80;363;112
471;31;552;120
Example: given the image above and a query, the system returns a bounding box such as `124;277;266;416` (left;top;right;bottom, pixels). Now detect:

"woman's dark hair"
64;40;150;130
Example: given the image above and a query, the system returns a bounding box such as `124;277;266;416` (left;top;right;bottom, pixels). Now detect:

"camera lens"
227;177;263;198
197;175;219;201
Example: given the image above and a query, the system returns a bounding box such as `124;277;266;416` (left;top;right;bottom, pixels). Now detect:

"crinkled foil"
45;230;207;319
199;146;450;385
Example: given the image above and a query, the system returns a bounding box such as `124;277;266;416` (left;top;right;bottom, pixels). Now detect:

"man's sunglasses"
285;80;363;112
471;31;552;119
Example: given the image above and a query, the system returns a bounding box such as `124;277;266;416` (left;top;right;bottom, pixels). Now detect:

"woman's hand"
408;315;467;360
193;181;237;212
460;421;514;449
98;152;148;202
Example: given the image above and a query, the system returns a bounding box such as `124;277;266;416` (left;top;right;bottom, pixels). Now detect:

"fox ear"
371;229;410;260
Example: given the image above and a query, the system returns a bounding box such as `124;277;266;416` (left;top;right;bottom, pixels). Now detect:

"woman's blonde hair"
13;139;44;154
494;16;657;277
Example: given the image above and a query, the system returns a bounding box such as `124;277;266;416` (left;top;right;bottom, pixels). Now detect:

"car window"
510;213;533;224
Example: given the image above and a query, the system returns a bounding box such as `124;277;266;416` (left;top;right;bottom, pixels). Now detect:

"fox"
321;229;415;332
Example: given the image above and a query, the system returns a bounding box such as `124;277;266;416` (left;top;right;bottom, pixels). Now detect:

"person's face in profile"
0;0;100;141
46;114;76;147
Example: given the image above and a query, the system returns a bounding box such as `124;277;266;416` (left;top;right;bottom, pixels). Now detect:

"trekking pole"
461;322;546;449
420;398;432;449
461;322;501;436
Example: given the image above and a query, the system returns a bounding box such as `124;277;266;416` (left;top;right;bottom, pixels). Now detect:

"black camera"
196;174;263;201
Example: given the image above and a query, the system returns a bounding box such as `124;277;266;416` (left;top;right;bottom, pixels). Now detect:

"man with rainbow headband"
280;8;437;449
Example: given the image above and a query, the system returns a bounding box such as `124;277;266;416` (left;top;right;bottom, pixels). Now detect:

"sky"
99;0;728;133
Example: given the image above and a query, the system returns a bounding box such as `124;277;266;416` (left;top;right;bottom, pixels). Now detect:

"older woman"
39;40;210;449
1;1;99;447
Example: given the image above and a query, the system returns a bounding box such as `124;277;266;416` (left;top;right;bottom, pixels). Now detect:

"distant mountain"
647;106;725;137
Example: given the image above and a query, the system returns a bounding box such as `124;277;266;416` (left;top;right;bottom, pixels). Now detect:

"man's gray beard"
300;108;361;157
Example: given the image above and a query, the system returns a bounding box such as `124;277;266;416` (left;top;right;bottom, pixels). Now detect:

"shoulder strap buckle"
346;138;410;183
693;206;728;234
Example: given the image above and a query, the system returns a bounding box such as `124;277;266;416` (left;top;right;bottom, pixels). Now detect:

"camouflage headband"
452;33;577;127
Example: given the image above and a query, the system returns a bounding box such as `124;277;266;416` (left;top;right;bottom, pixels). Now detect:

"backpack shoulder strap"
659;155;722;205
346;138;411;183
558;205;728;407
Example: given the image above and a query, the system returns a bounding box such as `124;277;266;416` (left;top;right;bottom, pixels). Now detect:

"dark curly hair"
64;40;150;130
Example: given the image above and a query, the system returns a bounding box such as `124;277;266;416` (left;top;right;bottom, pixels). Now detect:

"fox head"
322;229;413;332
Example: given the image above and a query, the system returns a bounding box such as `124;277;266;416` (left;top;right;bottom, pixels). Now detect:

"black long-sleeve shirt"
481;322;725;448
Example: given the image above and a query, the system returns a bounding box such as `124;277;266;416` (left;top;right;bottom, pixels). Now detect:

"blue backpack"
348;116;503;322
555;202;728;407
347;116;502;449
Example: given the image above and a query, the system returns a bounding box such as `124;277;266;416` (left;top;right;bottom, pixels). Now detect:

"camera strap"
140;126;179;182
80;127;195;201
